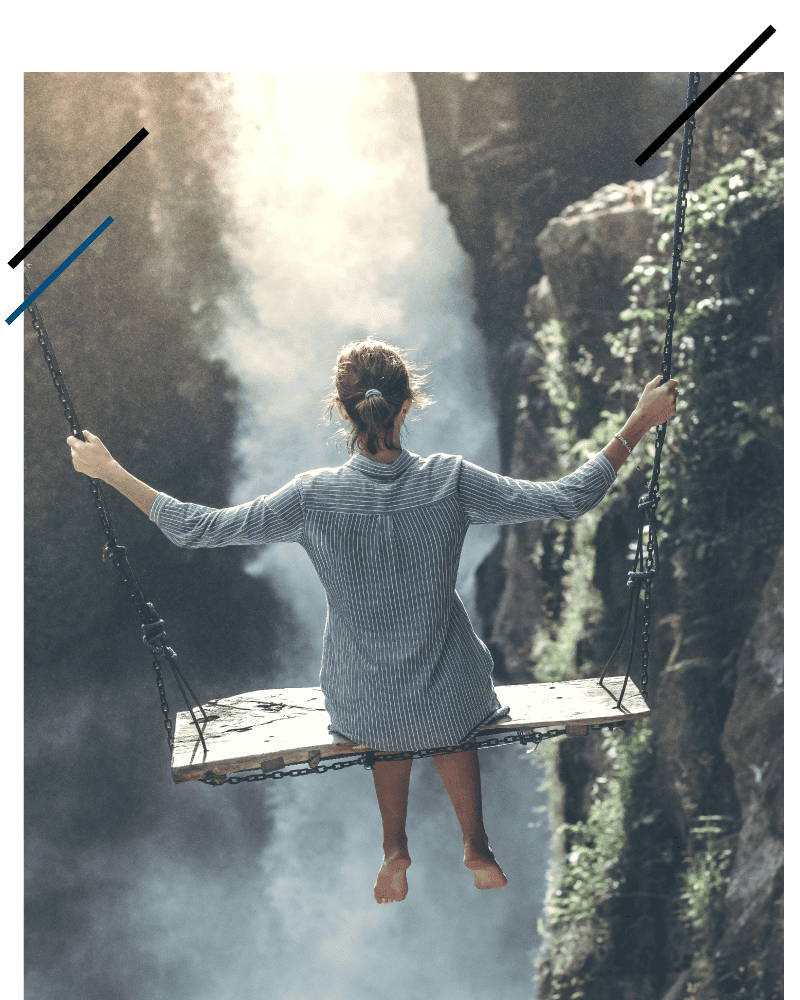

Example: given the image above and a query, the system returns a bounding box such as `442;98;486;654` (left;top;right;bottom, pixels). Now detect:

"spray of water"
179;71;548;1000
96;72;551;1000
208;72;502;682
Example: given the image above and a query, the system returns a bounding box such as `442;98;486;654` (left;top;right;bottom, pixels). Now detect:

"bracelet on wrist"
614;433;633;455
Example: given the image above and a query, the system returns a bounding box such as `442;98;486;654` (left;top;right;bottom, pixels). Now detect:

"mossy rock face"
535;195;662;336
415;71;783;1000
658;72;784;192
715;550;783;1000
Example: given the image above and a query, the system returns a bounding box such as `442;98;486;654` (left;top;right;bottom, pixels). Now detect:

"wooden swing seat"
171;676;649;784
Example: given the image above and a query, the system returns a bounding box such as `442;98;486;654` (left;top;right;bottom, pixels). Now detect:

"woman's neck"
358;445;402;464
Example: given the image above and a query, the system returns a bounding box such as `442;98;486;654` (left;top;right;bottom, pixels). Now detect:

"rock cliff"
412;72;783;1000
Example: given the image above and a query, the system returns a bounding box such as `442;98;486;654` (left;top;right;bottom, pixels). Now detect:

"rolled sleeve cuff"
593;452;618;486
148;492;172;525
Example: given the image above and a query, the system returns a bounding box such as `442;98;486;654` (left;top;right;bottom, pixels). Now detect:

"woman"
67;337;678;904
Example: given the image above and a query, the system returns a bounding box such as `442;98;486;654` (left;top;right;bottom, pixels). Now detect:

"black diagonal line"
635;25;776;166
9;127;149;268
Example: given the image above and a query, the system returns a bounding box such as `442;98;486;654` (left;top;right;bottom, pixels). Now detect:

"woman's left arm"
67;430;158;516
601;374;679;473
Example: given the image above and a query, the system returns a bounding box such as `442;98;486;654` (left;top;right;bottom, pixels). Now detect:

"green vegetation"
528;147;782;687
551;720;652;927
532;146;782;998
679;815;735;940
529;503;604;682
608;147;783;647
534;319;580;446
535;721;653;998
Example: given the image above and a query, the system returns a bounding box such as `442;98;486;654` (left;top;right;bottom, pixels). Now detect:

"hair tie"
364;389;383;399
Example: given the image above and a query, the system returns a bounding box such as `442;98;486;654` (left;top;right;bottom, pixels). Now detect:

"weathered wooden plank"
171;676;649;784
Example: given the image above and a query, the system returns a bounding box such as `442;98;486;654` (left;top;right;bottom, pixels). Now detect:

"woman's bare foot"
374;846;412;904
463;838;508;890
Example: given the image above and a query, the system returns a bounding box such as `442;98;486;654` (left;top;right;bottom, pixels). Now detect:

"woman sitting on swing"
67;337;678;904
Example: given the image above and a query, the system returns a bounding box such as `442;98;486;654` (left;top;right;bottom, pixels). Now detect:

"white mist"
202;71;549;1000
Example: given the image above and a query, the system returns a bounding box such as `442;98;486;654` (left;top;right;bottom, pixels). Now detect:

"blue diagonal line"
5;216;114;325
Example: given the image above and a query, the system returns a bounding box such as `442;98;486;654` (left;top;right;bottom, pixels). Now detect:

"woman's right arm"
67;430;158;515
67;430;304;547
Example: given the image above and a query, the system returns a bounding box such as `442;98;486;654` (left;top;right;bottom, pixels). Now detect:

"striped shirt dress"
149;449;617;752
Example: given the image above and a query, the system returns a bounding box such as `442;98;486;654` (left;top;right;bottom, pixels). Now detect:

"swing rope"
24;273;210;756
599;71;701;708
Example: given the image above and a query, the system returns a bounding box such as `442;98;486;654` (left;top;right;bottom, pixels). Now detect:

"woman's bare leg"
371;757;413;903
432;748;508;889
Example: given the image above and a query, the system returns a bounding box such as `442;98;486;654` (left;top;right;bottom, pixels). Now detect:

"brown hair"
323;337;435;456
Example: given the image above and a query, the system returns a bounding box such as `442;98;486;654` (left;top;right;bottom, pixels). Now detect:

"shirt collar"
348;448;417;481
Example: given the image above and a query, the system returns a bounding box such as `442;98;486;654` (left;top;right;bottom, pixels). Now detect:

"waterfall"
23;70;551;1000
191;72;551;1000
208;72;501;683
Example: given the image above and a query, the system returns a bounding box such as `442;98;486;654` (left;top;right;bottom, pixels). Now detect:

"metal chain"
199;722;630;785
25;273;208;752
640;578;652;703
26;76;699;782
151;649;175;747
601;72;700;708
220;73;701;784
648;71;700;493
26;275;151;614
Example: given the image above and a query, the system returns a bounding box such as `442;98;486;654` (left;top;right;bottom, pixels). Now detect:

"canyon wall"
412;72;783;1000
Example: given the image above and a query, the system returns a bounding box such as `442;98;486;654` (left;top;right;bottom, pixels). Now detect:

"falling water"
206;72;502;663
137;73;551;1000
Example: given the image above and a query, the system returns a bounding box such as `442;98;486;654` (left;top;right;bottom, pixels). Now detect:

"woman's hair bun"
323;337;435;456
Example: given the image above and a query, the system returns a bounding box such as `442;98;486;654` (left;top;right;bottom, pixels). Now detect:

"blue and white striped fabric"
149;450;617;751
